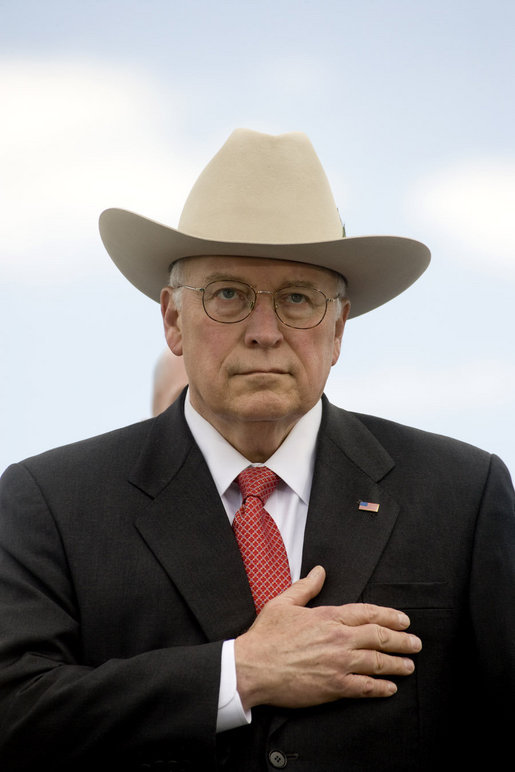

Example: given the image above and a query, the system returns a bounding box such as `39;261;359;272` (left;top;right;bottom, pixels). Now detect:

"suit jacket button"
269;750;288;768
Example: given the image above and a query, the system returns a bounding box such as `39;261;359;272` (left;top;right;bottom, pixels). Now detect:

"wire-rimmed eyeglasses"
172;279;342;329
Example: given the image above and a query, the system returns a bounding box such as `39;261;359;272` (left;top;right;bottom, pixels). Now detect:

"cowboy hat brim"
99;207;430;319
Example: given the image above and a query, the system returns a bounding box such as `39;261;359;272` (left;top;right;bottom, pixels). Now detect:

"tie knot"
237;466;280;504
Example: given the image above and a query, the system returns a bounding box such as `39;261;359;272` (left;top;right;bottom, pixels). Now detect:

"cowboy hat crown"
99;128;430;317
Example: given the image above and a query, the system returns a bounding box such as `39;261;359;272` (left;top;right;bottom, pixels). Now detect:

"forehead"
181;255;339;288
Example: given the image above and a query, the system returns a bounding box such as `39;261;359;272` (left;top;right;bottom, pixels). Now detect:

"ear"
161;287;183;356
331;299;350;366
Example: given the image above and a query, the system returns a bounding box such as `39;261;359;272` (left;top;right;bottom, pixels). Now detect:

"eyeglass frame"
170;280;344;329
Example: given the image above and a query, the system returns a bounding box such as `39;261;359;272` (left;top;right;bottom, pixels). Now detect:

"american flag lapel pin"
358;501;380;513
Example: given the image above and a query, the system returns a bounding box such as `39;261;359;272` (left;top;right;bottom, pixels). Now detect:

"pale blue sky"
1;0;514;476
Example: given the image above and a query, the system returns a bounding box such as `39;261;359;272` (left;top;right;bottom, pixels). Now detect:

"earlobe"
161;287;183;356
331;337;342;366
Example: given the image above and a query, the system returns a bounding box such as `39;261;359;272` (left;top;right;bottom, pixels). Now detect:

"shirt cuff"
216;639;252;733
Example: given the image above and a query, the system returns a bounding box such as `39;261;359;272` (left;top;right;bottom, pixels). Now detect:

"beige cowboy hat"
99;128;430;318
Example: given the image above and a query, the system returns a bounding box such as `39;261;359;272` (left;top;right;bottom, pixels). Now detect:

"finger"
343;673;401;699
349;623;422;656
337;602;413;631
271;565;326;609
349;648;417;680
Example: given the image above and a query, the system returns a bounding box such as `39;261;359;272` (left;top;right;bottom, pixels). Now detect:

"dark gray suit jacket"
0;395;514;771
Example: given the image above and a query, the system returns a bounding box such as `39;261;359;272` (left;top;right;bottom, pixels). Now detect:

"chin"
230;389;303;422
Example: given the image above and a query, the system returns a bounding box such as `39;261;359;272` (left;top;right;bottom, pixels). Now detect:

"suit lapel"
301;398;400;606
129;398;256;642
127;395;400;640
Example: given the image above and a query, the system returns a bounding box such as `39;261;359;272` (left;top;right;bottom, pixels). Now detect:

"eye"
202;281;254;323
277;289;313;306
286;292;308;304
206;283;247;302
205;281;252;306
217;286;239;300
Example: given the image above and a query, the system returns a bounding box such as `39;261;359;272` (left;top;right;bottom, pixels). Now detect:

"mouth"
237;369;288;376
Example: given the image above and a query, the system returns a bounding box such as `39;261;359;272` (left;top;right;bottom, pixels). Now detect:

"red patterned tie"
233;466;292;613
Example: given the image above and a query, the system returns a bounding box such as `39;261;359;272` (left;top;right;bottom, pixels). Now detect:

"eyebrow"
201;272;322;290
202;271;245;283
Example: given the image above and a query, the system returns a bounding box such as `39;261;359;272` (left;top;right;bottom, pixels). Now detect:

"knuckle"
263;597;281;612
316;605;334;620
334;623;353;647
372;649;385;673
360;676;377;696
359;603;376;622
375;624;390;647
334;672;349;692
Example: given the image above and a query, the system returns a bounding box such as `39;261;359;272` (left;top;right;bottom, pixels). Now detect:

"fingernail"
410;635;422;651
398;612;410;627
403;658;415;672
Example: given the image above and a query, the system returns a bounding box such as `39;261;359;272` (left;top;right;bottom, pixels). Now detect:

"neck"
217;418;299;462
188;396;303;462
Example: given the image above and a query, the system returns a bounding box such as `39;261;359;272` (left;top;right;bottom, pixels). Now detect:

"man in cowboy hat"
0;129;514;771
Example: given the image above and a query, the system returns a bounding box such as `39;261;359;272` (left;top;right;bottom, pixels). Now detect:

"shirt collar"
184;390;321;504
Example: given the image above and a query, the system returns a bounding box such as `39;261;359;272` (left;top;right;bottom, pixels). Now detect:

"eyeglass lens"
202;280;328;328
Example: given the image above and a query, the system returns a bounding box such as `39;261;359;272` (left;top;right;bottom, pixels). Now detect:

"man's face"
161;255;349;447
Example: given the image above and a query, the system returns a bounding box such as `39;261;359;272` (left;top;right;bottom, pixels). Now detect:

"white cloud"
0;58;197;279
408;159;515;279
326;359;515;418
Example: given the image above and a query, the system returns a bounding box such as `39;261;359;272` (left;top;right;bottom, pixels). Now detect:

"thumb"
276;565;326;608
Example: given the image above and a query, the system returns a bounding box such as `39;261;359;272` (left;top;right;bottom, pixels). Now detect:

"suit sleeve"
469;454;515;727
0;462;222;772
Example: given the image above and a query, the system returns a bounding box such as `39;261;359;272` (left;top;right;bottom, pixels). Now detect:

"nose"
243;291;284;347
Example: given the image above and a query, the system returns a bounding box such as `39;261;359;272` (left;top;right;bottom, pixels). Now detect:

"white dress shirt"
184;392;322;731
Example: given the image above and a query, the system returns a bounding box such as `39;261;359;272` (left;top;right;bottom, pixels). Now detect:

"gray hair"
168;259;188;310
333;274;348;314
